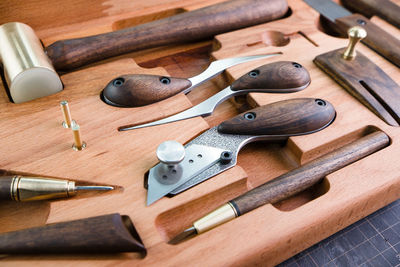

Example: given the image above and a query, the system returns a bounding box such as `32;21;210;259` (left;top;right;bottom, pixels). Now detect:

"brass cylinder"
60;100;75;128
0;22;63;103
72;124;86;151
11;176;76;201
193;203;237;234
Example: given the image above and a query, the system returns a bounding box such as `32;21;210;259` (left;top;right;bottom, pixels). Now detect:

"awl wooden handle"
45;0;288;71
230;131;390;215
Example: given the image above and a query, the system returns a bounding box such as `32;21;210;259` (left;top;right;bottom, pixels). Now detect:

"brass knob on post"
342;26;367;60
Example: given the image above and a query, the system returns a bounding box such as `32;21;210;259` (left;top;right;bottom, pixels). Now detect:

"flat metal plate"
303;0;352;22
146;143;226;205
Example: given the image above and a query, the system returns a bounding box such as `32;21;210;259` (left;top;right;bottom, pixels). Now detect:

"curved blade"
119;86;237;131
185;53;282;93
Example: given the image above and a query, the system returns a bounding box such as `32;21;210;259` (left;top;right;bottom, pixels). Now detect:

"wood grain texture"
0;213;146;254
230;61;310;91
0;176;13;200
314;48;400;126
335;14;400;67
341;0;400;29
102;75;191;107
1;0;400;266
231;131;389;215
218;98;335;135
45;0;288;71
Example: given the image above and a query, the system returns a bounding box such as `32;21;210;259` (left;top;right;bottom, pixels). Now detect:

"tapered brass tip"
342;26;367;60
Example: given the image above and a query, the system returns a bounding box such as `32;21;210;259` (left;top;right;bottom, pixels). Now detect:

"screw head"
156;140;185;165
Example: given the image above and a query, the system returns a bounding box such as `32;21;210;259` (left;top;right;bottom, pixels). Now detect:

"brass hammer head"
0;22;62;103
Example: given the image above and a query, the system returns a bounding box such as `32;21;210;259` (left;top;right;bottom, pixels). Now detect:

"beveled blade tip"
74;185;116;191
168;226;197;245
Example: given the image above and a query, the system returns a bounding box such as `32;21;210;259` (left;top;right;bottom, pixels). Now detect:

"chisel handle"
341;0;400;29
230;131;389;215
45;0;288;71
0;176;13;200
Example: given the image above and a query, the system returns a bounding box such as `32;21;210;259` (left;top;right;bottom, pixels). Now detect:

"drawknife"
145;98;336;205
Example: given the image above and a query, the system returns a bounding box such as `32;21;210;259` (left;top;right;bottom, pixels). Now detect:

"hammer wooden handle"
230;131;389;215
45;0;288;71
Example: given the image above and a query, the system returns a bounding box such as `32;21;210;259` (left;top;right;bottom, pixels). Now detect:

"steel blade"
186;53;281;93
119;86;238;131
303;0;352;22
146;143;226;205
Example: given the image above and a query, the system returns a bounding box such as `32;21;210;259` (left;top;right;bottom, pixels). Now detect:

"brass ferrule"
342;26;367;60
193;203;237;234
10;176;76;201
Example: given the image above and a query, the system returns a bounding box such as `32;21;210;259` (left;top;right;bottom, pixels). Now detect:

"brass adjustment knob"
342;26;367;60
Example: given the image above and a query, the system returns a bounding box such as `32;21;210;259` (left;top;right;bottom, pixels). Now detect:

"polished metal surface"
147;144;226;205
342;26;367;60
303;0;352;22
193;203;237;234
186;53;281;93
0;22;63;103
119;81;308;131
156;140;185;165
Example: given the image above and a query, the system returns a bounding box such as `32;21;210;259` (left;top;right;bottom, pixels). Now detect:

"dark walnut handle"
314;48;400;126
218;98;336;135
102;61;310;107
335;14;400;67
45;0;288;71
230;131;389;215
102;75;192;107
0;176;13;200
341;0;400;29
231;61;310;92
0;213;146;255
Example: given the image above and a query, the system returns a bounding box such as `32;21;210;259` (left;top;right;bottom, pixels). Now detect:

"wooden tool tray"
0;0;399;265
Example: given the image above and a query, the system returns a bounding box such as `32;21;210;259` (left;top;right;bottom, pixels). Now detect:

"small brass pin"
342;26;367;60
60;100;76;128
72;123;86;151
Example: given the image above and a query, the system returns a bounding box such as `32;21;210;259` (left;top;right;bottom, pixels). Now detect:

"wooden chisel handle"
0;176;13;200
335;14;400;67
341;0;400;29
45;0;288;71
230;131;389;215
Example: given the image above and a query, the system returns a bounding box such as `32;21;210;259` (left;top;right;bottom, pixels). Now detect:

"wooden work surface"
0;0;400;265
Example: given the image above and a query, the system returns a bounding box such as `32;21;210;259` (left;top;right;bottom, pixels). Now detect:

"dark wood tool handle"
0;213;146;254
102;75;192;107
230;131;390;215
0;176;13;200
102;61;310;107
217;98;336;135
335;14;400;67
314;48;400;126
231;61;310;92
341;0;400;29
45;0;288;71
